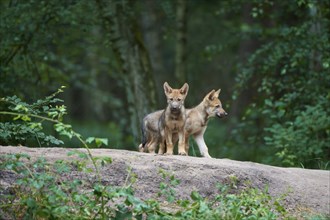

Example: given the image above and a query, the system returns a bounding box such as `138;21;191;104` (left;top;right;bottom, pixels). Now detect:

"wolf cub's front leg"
158;141;166;155
184;133;190;155
164;128;174;155
178;131;187;155
193;132;211;158
158;129;166;155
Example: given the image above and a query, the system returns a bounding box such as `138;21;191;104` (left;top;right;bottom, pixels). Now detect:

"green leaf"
277;109;285;117
94;156;112;166
95;138;108;147
14;104;28;112
191;191;202;201
67;150;88;159
199;201;209;213
264;99;272;107
54;123;73;139
85;137;95;144
48;111;58;118
86;137;108;147
13;115;21;120
21;115;31;121
26;198;36;208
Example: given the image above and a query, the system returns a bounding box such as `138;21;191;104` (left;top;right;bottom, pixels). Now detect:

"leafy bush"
0;86;109;149
1;153;296;220
0;87;67;146
233;1;330;168
264;100;330;168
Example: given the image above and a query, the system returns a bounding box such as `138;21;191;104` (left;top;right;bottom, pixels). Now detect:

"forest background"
0;0;329;169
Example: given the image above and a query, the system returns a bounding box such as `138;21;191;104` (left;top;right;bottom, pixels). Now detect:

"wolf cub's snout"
217;111;228;118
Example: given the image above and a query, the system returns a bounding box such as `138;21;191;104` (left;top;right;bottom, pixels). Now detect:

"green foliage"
232;0;330;168
1;153;111;219
264;101;330;167
1;153;301;220
0;87;66;146
0;0;129;144
1;0;329;169
178;185;281;220
86;137;109;148
0;87;109;151
0;122;63;146
158;168;181;202
0;0;79;95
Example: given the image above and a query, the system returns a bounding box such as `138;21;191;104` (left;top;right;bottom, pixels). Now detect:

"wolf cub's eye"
177;98;181;101
170;98;173;101
216;105;220;108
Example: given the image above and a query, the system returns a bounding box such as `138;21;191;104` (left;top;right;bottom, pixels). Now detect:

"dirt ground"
1;146;329;217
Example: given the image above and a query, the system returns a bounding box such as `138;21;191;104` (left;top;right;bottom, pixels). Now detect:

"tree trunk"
95;0;157;142
175;0;188;84
140;1;164;103
230;3;259;118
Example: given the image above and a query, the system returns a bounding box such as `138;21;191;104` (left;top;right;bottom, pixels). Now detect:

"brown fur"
176;89;227;157
158;82;189;155
138;110;163;153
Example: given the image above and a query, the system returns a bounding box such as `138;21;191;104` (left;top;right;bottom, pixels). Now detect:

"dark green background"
1;0;329;169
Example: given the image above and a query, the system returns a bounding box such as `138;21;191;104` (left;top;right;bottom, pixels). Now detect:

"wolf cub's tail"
138;119;147;152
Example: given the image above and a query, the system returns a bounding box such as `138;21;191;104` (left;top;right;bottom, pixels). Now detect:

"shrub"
233;1;330;168
0;153;295;220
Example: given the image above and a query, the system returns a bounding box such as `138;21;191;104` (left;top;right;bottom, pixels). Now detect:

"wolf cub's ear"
163;82;173;94
214;89;221;97
180;83;189;95
207;89;216;100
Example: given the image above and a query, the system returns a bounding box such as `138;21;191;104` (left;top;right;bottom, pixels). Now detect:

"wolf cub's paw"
164;152;173;156
178;152;187;156
138;144;145;152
